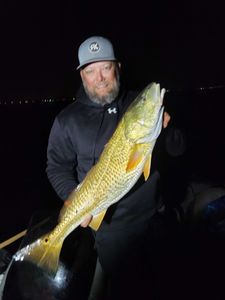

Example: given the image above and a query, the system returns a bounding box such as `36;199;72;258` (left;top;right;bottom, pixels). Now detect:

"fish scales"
55;123;144;239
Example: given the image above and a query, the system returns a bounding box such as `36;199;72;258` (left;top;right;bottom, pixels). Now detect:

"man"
46;36;185;299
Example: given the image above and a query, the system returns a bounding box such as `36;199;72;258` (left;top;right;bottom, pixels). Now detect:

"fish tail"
19;233;63;277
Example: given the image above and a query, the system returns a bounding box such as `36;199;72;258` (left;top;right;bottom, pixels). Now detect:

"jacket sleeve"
159;125;188;209
46;117;78;201
164;126;187;157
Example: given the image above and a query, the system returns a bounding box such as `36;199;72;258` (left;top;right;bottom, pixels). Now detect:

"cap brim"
76;57;117;70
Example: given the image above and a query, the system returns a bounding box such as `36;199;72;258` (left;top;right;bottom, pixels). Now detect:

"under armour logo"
107;107;117;114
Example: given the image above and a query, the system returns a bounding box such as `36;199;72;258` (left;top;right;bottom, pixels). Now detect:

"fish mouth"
152;83;161;102
146;83;165;106
160;88;166;104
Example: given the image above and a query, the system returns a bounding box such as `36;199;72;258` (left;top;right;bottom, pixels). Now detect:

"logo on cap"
89;42;100;53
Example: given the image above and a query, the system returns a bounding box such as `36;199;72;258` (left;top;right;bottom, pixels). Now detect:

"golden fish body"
14;82;165;276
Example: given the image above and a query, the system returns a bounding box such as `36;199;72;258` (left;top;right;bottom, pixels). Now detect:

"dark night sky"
0;0;224;98
1;1;224;175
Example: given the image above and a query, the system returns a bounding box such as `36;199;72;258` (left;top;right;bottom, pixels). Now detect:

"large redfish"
14;82;165;276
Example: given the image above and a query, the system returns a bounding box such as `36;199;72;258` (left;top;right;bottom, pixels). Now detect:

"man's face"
80;61;120;105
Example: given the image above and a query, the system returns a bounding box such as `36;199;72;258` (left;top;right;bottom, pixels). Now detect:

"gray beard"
83;77;120;106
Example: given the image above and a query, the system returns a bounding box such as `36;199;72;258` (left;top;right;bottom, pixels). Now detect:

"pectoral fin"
143;154;151;181
89;210;107;231
126;145;145;172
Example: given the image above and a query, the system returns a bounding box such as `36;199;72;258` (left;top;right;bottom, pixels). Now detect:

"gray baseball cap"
77;36;117;70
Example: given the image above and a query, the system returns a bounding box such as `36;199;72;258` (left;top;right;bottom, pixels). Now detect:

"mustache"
83;78;120;106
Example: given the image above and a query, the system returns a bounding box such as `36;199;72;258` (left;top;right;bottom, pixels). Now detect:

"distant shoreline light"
0;84;225;105
0;98;76;105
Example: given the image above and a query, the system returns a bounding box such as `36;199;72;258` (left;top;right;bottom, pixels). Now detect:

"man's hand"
163;111;171;128
80;214;93;227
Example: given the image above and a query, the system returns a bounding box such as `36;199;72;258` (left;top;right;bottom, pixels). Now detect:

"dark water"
0;102;66;251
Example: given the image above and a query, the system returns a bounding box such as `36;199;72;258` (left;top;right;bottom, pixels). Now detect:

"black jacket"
46;85;186;230
46;86;138;200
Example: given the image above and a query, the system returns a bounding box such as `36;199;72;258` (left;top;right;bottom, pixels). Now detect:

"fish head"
124;82;165;144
